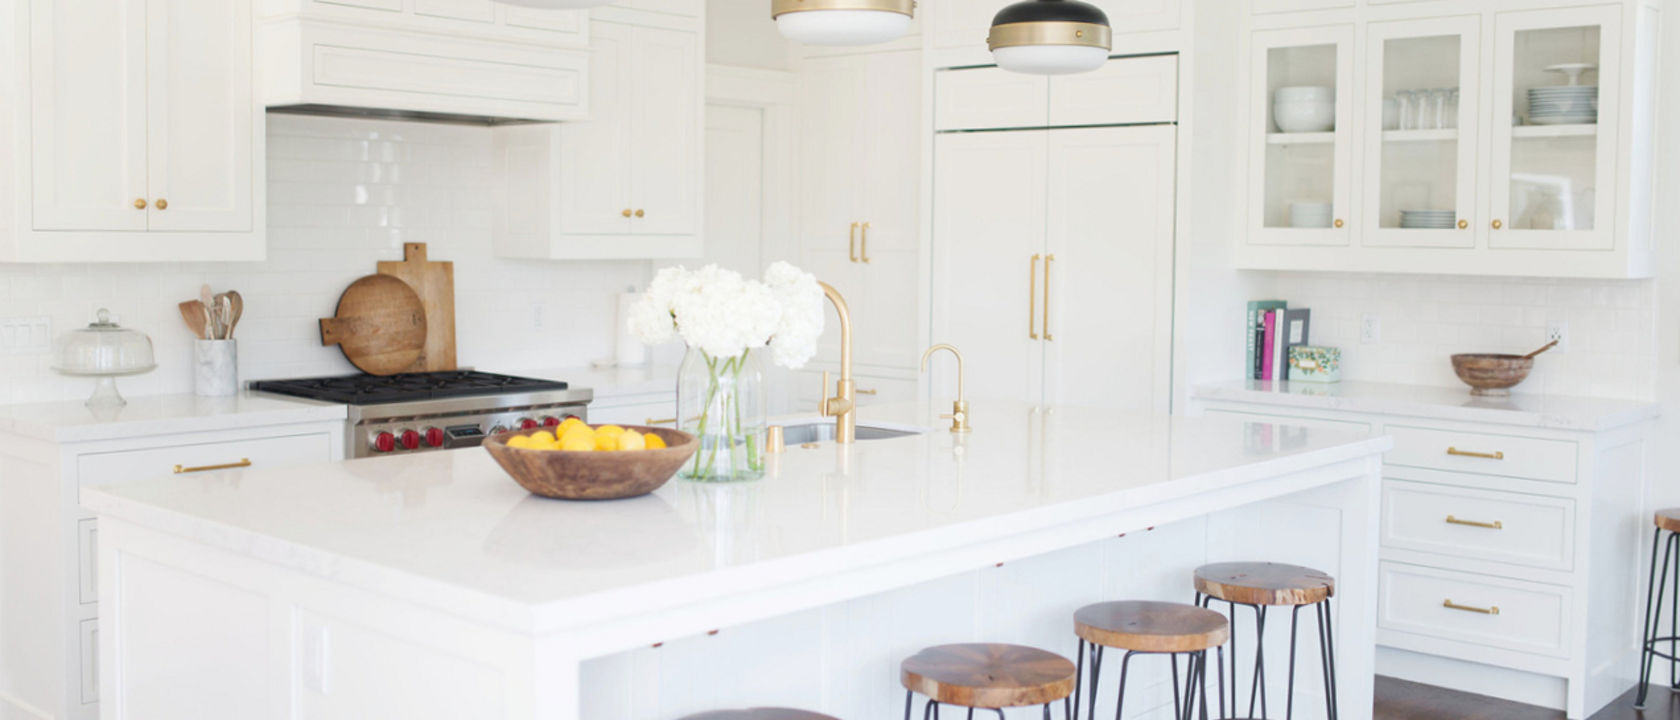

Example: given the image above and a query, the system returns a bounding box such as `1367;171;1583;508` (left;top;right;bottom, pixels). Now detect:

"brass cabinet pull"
1443;599;1500;615
1446;447;1505;460
849;222;860;263
1458;219;1469;229
155;198;168;210
1029;254;1041;340
1492;219;1504;230
1446;515;1504;530
133;198;148;210
1333;218;1344;228
856;388;878;396
646;417;677;426
173;458;252;474
635;209;644;218
1042;254;1055;341
860;222;872;263
623;209;633;218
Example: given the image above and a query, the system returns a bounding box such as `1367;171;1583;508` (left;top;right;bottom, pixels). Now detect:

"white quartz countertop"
83;401;1389;634
494;364;678;400
0;391;347;444
1193;379;1658;432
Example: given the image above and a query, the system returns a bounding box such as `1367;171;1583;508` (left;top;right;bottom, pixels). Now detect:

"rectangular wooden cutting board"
378;243;456;371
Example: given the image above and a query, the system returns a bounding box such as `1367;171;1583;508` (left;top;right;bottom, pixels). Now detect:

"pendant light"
492;0;614;8
772;0;916;47
987;0;1112;75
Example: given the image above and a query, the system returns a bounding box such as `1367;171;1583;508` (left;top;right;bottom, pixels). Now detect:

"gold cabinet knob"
155;198;168;210
622;209;633;218
1458;219;1469;229
635;209;645;218
1492;219;1504;230
1333;219;1345;228
133;198;147;210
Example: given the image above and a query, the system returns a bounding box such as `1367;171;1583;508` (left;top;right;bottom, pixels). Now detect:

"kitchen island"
83;402;1389;719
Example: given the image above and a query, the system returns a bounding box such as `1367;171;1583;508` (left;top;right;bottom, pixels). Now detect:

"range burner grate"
251;371;569;405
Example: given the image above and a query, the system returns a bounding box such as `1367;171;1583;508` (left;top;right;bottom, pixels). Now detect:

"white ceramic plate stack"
1399;209;1456;229
1527;63;1597;126
1290;202;1334;228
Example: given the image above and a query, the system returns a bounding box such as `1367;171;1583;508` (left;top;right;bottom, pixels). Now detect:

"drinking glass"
1396;91;1415;131
1444;88;1460;129
1431;89;1452;130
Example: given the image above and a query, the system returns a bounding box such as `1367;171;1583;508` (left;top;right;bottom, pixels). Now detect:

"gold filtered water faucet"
818;282;856;443
920;343;971;433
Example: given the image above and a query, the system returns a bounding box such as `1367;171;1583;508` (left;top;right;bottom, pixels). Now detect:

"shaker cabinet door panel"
29;0;149;232
146;0;256;233
558;22;634;236
629;26;701;236
856;51;922;254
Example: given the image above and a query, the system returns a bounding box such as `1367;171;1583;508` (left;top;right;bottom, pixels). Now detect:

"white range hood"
260;1;591;125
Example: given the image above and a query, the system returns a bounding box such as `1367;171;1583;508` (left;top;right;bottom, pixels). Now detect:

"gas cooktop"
250;371;569;406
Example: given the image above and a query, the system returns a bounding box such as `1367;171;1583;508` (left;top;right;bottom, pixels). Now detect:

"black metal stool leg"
1087;644;1104;720
1216;646;1226;720
966;708;974;720
1171;652;1182;717
1113;650;1136;720
1250;605;1269;719
1639;530;1676;707
1318;599;1339;720
923;699;939;720
1671;531;1679;690
1286;604;1302;720
1074;639;1085;720
906;690;914;720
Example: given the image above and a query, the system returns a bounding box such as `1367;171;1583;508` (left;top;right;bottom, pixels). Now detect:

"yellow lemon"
595;425;627;438
644;433;667;450
594;432;620;451
561;425;595;447
618;429;646;451
506;435;535;450
529;430;556;445
559;434;594;452
558;417;587;433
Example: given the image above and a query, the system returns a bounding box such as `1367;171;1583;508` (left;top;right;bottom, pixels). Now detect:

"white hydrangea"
626;263;825;368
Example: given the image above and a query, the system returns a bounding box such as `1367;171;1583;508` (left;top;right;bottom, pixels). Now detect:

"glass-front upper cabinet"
1362;17;1480;248
1246;26;1354;246
1489;7;1620;250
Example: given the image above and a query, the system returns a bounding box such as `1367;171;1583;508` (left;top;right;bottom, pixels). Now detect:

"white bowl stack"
1290;202;1334;228
1527;85;1597;125
1274;86;1336;133
1399;209;1456;229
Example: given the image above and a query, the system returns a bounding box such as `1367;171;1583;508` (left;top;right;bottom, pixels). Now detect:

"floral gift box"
1287;345;1341;383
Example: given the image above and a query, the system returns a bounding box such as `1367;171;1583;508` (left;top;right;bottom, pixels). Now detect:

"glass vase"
676;346;768;483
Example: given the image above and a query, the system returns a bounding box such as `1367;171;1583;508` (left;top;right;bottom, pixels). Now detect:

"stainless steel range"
251;371;593;458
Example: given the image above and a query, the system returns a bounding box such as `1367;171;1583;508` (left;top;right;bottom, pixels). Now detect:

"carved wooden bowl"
1450;354;1534;396
483;426;698;500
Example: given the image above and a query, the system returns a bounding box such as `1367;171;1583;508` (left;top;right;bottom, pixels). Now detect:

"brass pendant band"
986;21;1113;52
771;0;915;18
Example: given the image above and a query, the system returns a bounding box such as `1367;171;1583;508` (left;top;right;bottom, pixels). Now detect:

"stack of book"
1246;300;1312;381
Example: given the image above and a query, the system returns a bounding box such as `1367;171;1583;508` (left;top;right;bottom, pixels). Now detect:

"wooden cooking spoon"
178;300;210;340
1524;340;1560;359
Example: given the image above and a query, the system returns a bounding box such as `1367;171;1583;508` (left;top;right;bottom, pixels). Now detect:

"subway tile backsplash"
0;114;650;405
1264;271;1657;400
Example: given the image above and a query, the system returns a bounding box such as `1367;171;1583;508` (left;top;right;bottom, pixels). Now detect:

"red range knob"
519;418;539;430
399;429;421;450
424;427;445;448
372;431;396;453
541;416;561;428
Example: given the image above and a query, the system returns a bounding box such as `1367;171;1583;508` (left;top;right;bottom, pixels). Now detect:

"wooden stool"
679;710;839;720
901;643;1076;719
1636;510;1680;708
1072;601;1229;720
1194;562;1337;720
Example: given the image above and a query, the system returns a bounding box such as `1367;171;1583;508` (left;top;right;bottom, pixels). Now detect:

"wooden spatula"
179;300;210;340
1524;340;1560;359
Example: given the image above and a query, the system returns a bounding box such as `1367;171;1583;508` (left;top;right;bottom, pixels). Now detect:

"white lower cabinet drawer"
76;432;334;490
588;399;678;428
1381;480;1574;571
1379;561;1570;658
1385;425;1578;484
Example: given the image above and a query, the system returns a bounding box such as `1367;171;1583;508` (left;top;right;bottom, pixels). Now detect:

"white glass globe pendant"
772;0;916;47
988;0;1112;75
492;0;615;8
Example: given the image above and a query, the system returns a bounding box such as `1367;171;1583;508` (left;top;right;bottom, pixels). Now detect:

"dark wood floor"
1375;676;1680;720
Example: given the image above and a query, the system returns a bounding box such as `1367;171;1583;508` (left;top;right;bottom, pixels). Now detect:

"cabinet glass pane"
1507;25;1600;232
1263;44;1338;229
1377;35;1461;229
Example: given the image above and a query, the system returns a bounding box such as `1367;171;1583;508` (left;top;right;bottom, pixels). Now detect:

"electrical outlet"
1546;320;1568;352
0;317;51;354
1360;313;1381;344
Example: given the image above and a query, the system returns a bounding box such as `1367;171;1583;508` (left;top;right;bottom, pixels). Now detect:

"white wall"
706;0;792;71
0;114;651;405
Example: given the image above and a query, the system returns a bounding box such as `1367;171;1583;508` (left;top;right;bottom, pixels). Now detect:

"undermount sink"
778;422;922;445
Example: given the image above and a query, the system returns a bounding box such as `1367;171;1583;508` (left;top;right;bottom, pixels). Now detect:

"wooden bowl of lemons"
483;418;698;500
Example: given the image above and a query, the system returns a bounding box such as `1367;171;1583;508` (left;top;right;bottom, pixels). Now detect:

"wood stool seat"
1194;561;1334;606
1075;600;1230;653
1656;509;1680;533
901;643;1076;709
679;710;839;720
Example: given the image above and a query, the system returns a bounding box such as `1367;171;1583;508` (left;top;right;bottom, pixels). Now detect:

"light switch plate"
0;316;51;354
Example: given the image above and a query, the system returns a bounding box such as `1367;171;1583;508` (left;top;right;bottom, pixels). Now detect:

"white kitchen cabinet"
1235;1;1658;278
1244;25;1356;247
925;0;1182;67
798;50;923;371
0;400;345;720
491;19;703;260
2;0;264;262
1192;380;1654;719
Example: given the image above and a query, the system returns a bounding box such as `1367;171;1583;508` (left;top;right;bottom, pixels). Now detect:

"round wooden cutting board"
319;274;428;375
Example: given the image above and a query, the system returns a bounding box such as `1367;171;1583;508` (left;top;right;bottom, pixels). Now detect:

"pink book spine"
1261;310;1278;380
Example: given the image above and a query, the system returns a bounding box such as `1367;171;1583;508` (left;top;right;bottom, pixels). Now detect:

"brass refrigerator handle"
1043;254;1055;342
849;222;859;263
1029;254;1041;340
861;222;872;263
